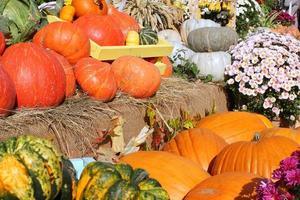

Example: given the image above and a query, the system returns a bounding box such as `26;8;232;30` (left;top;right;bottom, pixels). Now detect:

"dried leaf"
110;116;125;153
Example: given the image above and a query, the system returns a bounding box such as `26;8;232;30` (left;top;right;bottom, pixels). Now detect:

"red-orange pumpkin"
185;172;266;200
111;56;161;98
107;5;140;37
210;134;299;178
163;128;227;170
72;0;107;17
196;112;273;143
47;50;76;98
0;63;16;116
1;43;66;108
74;14;125;46
75;58;117;101
0;32;5;55
33;21;90;64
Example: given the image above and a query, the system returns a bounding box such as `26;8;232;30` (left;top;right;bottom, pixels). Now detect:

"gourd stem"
94;0;104;9
253;133;261;142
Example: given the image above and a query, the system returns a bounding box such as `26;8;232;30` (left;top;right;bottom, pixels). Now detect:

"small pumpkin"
1;43;66;108
180;19;221;44
158;29;182;43
126;31;139;46
107;5;140;38
0;32;5;55
210;134;299;178
111;56;161;98
196;112;273;143
74;14;125;46
59;5;76;22
72;0;107;17
0;64;16;117
76;161;169;200
139;28;158;45
260;127;300;144
120;151;210;200
188;27;239;52
75;58;117;102
190;51;231;81
185;172;266;200
163;128;228;170
272;25;300;40
0;135;63;199
148;57;173;77
33;21;90;64
47;50;76;98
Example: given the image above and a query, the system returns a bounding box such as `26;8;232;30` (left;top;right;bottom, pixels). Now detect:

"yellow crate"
47;15;174;61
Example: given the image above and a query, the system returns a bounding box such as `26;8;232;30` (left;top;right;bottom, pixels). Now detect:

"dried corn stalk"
112;0;184;32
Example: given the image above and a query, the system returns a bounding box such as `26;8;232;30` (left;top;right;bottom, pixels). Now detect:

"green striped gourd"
139;28;158;45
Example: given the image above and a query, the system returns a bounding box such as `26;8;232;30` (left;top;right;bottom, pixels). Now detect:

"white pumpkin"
170;41;195;66
158;29;182;43
180;18;221;44
190;52;231;82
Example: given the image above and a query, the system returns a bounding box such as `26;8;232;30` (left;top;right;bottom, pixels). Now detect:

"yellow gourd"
126;31;139;46
59;5;75;22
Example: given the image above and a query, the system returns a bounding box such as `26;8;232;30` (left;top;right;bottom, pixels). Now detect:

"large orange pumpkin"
120;151;210;200
111;56;161;98
210;134;299;178
185;172;266;200
48;50;76;98
72;0;107;17
260;127;300;144
0;32;5;55
74;14;125;46
1;43;66;108
0;64;16;116
163;128;227;170
196;112;273;143
75;58;117;102
33;21;90;64
107;5;140;37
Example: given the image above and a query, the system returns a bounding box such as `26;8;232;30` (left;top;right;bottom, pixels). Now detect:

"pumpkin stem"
94;0;103;9
253;133;261;142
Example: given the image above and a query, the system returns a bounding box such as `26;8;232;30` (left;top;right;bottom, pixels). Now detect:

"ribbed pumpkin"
139;28;158;45
107;5;140;38
188;27;239;52
0;135;63;199
185;172;266;200
74;14;125;46
111;56;161;98
75;58;117;102
0;64;16;117
210;135;299;178
1;43;66;108
196;112;273;143
76;161;169;200
47;50;76;98
163;128;227;170
120;151;210;200
33;22;90;64
72;0;107;17
0;32;5;55
260;127;300;144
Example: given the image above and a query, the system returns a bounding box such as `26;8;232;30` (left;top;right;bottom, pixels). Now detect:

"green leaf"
183;120;194;129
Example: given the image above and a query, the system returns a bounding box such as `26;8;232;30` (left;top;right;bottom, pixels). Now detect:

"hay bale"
0;78;228;158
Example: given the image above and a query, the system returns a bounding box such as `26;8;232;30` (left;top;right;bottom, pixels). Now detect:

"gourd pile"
2;111;299;199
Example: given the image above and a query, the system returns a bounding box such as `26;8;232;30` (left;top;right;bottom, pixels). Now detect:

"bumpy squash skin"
76;162;169;200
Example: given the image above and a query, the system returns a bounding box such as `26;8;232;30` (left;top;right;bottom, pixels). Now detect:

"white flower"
272;107;280;116
227;78;235;85
289;94;296;101
290;115;296;121
242;105;248;110
279;92;289;99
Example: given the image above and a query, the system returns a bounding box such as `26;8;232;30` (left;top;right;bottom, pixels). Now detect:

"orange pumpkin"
107;5;140;38
163;128;227;170
72;0;107;17
74;58;117;102
147;57;173;77
185;172;266;200
260;127;300;144
59;5;76;22
47;50;76;98
210;134;299;178
111;56;161;98
33;21;90;64
196;112;273;143
120;151;210;200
